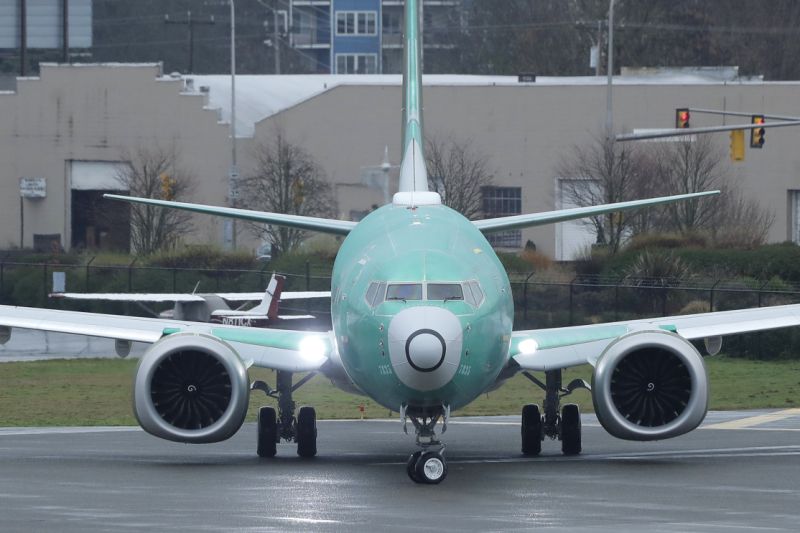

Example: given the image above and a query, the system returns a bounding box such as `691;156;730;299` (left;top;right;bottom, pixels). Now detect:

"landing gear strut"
402;404;449;484
252;371;318;458
521;369;589;456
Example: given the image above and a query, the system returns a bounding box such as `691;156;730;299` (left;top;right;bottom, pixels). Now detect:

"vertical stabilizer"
249;274;285;319
398;0;429;194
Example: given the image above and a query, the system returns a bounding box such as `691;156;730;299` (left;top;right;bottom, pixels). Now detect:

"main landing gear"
402;404;450;484
521;369;590;456
251;371;318;458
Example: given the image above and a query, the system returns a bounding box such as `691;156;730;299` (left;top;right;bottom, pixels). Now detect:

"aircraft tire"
521;404;543;456
257;406;278;458
414;451;447;484
407;451;423;483
296;406;317;458
561;404;582;456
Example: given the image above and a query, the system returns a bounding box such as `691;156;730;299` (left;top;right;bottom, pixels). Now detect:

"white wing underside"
51;291;330;302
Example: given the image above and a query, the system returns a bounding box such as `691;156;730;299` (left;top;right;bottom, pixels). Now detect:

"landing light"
299;336;328;363
518;338;538;355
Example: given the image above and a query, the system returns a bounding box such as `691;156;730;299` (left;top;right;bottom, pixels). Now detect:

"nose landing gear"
402;404;449;484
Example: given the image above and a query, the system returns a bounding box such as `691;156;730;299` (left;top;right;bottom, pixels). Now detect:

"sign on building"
20;177;46;198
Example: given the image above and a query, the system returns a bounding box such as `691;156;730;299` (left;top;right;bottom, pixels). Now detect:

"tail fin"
398;0;429;194
249;274;285;320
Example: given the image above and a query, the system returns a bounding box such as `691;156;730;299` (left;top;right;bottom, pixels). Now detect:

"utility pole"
606;0;617;139
19;0;27;76
229;0;239;249
164;11;215;73
273;0;281;74
61;0;69;63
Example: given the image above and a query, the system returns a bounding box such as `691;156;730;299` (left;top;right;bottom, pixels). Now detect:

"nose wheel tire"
521;404;543;456
257;406;278;458
406;451;423;482
296;406;318;458
560;404;582;456
408;451;447;484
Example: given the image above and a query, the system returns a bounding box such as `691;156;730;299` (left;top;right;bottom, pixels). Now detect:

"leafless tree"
239;131;336;256
114;145;194;255
649;136;774;247
650;136;727;234
425;136;494;220
556;134;652;253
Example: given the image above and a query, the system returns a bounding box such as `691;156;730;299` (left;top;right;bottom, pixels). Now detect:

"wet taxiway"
1;410;800;532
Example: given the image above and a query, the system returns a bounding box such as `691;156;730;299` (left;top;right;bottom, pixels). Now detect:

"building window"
336;54;378;74
336;11;377;36
382;10;401;35
482;186;522;248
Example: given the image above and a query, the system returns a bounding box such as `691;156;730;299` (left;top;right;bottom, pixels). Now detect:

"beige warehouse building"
1;63;798;259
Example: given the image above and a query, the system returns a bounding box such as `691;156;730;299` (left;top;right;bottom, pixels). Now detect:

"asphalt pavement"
1;410;800;532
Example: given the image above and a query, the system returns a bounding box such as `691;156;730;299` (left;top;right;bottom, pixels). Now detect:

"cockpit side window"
365;282;387;307
427;283;463;301
373;282;386;306
386;283;422;301
365;282;378;306
468;280;485;306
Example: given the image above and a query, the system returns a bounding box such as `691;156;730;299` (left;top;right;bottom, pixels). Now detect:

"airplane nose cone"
406;329;446;372
388;307;463;392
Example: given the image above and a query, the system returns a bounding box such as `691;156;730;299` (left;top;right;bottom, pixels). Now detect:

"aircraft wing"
510;304;800;371
474;191;719;233
52;291;331;302
0;305;331;372
104;194;357;236
216;291;331;301
50;292;207;302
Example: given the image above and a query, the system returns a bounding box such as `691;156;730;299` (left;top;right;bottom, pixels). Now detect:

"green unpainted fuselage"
330;201;514;413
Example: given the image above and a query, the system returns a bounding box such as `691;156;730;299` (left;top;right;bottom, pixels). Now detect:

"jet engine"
133;333;249;443
591;330;708;441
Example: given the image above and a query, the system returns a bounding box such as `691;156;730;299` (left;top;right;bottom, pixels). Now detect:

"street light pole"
606;0;617;139
229;0;239;249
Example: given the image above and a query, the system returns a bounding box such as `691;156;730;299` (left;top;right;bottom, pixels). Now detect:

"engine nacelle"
133;333;249;444
592;330;708;441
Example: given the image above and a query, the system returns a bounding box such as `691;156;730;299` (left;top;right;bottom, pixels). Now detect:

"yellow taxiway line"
703;408;800;430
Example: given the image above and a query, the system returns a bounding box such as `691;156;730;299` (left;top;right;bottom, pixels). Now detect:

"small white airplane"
50;273;329;328
2;0;800;485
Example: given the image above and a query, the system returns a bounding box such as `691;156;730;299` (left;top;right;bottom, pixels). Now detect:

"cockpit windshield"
427;283;463;301
386;284;423;301
366;280;483;307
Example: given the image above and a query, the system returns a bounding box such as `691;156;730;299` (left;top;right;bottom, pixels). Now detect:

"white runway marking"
0;427;141;436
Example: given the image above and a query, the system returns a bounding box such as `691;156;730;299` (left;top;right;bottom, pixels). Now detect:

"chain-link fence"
3;261;800;357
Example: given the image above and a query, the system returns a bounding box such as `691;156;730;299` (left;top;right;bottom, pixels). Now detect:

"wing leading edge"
0;305;331;372
511;303;800;371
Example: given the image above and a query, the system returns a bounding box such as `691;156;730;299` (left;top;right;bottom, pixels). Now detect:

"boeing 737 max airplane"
2;0;800;484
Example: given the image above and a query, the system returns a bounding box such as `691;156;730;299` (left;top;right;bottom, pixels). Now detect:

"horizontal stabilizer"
474;191;720;233
104;195;356;236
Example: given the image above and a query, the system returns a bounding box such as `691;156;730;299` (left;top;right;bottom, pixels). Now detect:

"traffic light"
750;115;765;148
675;108;691;129
729;130;745;162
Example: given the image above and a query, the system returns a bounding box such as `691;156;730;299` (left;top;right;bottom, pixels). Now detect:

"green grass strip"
0;357;798;427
